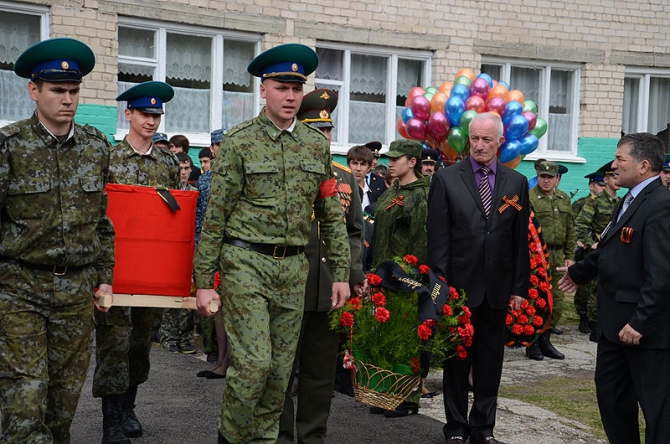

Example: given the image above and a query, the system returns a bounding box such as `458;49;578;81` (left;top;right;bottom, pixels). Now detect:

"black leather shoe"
446;437;465;444
384;404;418;418
578;315;591;333
589;321;598;342
526;341;543;361
369;406;385;414
538;332;565;360
218;432;231;444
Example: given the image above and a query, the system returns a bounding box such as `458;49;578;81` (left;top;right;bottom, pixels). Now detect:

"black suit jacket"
427;159;530;309
569;177;670;349
367;173;387;203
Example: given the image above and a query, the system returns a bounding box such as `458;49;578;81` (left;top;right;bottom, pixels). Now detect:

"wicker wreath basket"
350;360;421;410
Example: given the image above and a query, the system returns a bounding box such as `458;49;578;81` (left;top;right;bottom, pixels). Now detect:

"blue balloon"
499;81;510;89
502;100;524;120
519;134;539;155
450;84;470;102
499;139;521;163
505;115;530;140
528;176;538;189
445;96;465;127
401;107;414;124
477;73;493;88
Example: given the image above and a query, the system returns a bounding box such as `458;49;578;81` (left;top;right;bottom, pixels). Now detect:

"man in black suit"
364;141;387;201
427;112;530;444
558;133;670;444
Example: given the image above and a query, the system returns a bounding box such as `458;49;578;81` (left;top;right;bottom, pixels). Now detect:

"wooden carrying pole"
98;294;219;313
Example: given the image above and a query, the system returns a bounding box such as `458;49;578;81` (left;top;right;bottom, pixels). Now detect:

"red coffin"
105;184;198;296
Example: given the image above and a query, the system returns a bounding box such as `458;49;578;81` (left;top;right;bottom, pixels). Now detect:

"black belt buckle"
53;265;68;276
272;245;287;260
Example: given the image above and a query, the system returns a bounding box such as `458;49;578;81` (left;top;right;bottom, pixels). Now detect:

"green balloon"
425;86;438;95
529;117;547;138
523;100;538;114
423;91;434;102
447;127;467;153
454;76;471;87
459;110;478;136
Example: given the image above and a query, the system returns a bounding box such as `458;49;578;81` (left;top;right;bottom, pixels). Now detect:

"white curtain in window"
0;69;34;120
510;67;541;103
351;54;386;95
166;34;211;83
118;28;154;59
648;77;670;135
397;59;422;96
349;101;386;144
222;90;254;130
223;41;253;87
116;82;134;130
547;114;571;152
0;12;40;64
315;48;343;81
622;77;639;134
165;86;210;133
550;71;569;109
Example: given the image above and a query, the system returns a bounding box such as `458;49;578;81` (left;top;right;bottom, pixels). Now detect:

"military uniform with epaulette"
0;38;115;443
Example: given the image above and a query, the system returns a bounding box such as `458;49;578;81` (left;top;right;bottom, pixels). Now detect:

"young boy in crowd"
199;148;213;173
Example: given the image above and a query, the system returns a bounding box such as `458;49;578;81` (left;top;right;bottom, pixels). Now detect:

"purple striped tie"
479;166;492;218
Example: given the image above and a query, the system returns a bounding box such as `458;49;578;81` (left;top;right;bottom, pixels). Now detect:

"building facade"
1;0;669;194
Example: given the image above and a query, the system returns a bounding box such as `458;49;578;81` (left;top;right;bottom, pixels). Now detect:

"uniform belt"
223;237;304;259
547;244;564;251
0;257;85;275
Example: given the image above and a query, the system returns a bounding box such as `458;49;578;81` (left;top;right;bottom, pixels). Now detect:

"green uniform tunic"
571;193;597;318
0;114;114;443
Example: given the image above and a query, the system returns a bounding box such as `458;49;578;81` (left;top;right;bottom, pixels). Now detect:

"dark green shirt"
575;191;620;250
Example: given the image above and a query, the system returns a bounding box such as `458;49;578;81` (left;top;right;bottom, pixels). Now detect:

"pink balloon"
405;117;427;141
410;95;431;121
523;111;537;131
427;111;449;142
465;96;486;114
469;78;490;100
486;97;507;116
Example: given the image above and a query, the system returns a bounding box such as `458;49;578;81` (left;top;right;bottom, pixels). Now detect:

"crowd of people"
1;38;669;444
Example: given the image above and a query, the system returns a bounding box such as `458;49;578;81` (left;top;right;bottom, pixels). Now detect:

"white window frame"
623;67;670;135
482;57;583;163
116;17;261;146
316;41;432;155
0;1;50;128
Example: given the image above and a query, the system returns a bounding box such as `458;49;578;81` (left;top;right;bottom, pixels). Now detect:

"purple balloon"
410;95;431;121
523;111;537;130
427;111;449;141
486;97;506;116
405;117;427;141
469;78;490;100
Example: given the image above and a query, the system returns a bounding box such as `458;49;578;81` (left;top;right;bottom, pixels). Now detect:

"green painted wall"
75;103;117;142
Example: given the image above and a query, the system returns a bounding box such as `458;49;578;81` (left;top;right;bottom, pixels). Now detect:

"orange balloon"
508;89;525;105
405;86;426;106
397;118;410;139
430;92;448;113
455;68;475;83
487;84;509;102
438;81;454;93
439;140;459;163
503;155;521;169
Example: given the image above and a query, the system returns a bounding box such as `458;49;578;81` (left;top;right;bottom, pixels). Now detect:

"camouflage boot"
122;386;143;438
101;395;130;444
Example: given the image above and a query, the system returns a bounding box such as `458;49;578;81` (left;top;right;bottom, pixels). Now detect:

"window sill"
522;153;586;164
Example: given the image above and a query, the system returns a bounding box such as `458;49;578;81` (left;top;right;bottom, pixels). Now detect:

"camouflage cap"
152;132;169;144
537;161;559;177
297;88;338;128
382;139;422;159
210;128;226;144
14;37;95;83
663;154;670;172
247;43;318;83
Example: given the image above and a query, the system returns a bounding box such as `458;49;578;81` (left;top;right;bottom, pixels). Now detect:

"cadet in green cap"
660;153;670;188
279;88;366;444
0;37;115;443
527;160;573;360
92;80;180;444
193;44;350;444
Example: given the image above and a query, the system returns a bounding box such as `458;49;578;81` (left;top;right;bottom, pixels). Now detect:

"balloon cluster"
397;68;548;168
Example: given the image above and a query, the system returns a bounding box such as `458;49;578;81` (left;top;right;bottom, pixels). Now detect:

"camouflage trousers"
0;262;96;444
217;244;308;444
548;249;567;328
92;306;163;397
586;281;598;322
199;314;218;354
158;308;194;346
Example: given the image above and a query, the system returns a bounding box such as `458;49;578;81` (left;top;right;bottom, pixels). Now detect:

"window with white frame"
117;19;259;146
481;59;581;159
0;3;48;125
314;43;431;152
622;69;670;137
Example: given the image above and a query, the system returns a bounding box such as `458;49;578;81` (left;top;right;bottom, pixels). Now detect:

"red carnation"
347;297;362;311
530;274;539;286
424;319;437;327
439;275;447;283
506;314;513;325
419;264;430;275
535;298;547;308
517;314;529;325
532;315;544;326
528;288;539;300
539;281;549;292
340;312;354;327
411;357;421;373
523;324;535;336
462;306;472;318
371;292;386;307
521;300;529;309
443;304;453;316
537;267;547;277
525;306;536;316
449;287;460;300
458;315;470;325
375;307;390;323
511;324;524;335
367;273;382;286
403;254;418;265
417;324;432;340
456;345;467;360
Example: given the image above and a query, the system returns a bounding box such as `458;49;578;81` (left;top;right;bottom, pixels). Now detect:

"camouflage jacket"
529;186;576;260
194;170;212;247
304;162;366;312
0;113;115;285
575;190;620;250
571;194;595;217
372;175;430;269
109;137;180;188
193;110;350;288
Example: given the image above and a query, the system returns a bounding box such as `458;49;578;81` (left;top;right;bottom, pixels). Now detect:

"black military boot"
525;341;544;361
578;315;591;333
122;386;143;438
538;331;565;360
219;432;231;443
101;395;130;444
589;321;598;343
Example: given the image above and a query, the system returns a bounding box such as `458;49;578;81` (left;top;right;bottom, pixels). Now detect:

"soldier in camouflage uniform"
372;139;430;417
571;170;606;333
93;81;180;444
528;161;575;360
575;161;620;342
193;44;350;444
0;38;115;444
278;89;367;444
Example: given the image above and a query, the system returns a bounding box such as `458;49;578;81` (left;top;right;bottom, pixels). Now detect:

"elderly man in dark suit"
427;112;529;444
558;133;670;444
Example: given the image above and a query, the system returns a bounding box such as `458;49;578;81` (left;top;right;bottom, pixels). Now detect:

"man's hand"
557;267;578;292
509;295;524;310
331;282;351;309
576;241;585;249
353;279;369;296
94;284;113;313
564;259;575;268
619;323;643;346
591;242;599;250
196;288;221;316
